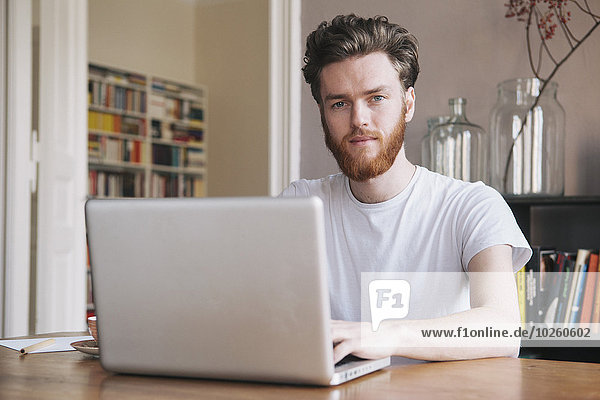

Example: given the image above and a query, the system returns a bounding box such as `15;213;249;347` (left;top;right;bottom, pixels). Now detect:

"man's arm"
332;244;522;363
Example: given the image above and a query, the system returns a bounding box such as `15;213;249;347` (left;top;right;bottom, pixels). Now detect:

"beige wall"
195;0;270;196
300;1;600;195
88;0;197;83
88;0;270;197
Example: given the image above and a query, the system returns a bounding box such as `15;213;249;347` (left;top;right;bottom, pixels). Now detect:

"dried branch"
575;0;600;20
526;8;543;78
553;6;578;45
502;0;600;192
553;7;576;47
533;6;559;66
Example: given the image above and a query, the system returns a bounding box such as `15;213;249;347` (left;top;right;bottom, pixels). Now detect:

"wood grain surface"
1;334;599;399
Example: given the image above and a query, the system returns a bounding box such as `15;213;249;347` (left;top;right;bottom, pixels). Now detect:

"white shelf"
88;129;144;142
89;75;146;91
89;104;146;119
151;164;205;175
151;137;204;149
151;78;205;101
88;63;208;198
151;115;204;129
89;158;146;171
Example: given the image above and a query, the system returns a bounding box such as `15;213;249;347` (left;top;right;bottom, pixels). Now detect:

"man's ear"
318;104;328;131
404;87;416;122
318;103;326;123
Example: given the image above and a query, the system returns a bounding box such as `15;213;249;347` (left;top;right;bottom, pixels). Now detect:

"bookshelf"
87;64;207;198
506;196;600;362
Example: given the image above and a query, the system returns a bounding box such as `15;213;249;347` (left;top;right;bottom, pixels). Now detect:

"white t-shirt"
280;166;532;322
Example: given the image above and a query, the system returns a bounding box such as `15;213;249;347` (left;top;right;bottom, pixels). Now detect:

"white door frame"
2;0;33;338
268;0;302;195
36;0;88;334
0;0;6;338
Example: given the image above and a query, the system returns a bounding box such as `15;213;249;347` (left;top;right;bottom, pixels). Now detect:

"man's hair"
303;14;419;104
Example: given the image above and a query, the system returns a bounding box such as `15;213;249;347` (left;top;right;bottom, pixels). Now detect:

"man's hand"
331;320;397;364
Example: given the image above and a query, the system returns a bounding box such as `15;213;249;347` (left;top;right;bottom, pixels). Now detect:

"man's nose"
351;102;370;129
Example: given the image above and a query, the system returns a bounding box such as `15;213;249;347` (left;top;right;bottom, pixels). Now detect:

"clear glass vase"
421;115;448;169
429;98;488;182
489;78;565;195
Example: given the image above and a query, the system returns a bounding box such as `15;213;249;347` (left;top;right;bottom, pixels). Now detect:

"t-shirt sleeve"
458;184;532;273
278;179;311;198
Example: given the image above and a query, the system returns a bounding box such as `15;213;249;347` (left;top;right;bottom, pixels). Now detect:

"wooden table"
1;336;600;399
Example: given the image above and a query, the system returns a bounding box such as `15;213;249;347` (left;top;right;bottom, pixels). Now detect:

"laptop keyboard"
335;354;367;367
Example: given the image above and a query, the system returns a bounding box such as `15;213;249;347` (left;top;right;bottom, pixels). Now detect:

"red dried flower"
505;0;571;39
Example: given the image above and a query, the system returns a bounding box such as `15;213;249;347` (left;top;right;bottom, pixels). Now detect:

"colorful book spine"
563;250;587;323
566;250;591;324
580;252;598;324
555;254;575;323
592;263;600;333
517;266;526;325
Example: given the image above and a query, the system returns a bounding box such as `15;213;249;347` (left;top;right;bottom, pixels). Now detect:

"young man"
281;15;532;363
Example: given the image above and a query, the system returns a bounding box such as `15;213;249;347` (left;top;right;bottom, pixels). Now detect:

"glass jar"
421;115;449;169
429;98;488;182
489;78;565;195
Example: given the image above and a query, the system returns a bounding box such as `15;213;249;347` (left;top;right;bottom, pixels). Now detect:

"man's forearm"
378;306;521;360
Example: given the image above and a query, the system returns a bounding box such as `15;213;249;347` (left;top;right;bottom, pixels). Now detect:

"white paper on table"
0;336;94;353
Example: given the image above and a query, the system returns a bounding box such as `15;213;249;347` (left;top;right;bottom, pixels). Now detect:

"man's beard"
322;111;406;182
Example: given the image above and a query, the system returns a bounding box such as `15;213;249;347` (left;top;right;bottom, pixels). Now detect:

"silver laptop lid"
86;197;335;385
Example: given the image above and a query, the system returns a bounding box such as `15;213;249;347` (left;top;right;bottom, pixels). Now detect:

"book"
516;266;526;324
152;144;183;168
151;120;162;138
569;258;589;323
538;249;556;323
580;252;598;324
564;249;591;324
526;247;555;324
555;253;576;323
189;105;204;122
149;94;166;118
185;148;205;169
121;116;144;136
183;175;204;197
592;257;600;333
540;250;561;322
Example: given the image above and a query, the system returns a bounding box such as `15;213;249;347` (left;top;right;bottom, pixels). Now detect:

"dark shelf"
504;195;600;363
504;195;600;205
505;196;600;251
520;347;600;363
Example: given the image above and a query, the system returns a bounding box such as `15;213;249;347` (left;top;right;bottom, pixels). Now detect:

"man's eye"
332;101;345;108
373;95;384;102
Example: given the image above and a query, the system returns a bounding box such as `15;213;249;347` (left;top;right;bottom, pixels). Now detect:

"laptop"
85;196;390;386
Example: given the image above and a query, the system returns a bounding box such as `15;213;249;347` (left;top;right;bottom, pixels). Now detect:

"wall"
195;0;270;197
300;0;600;195
88;0;197;83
